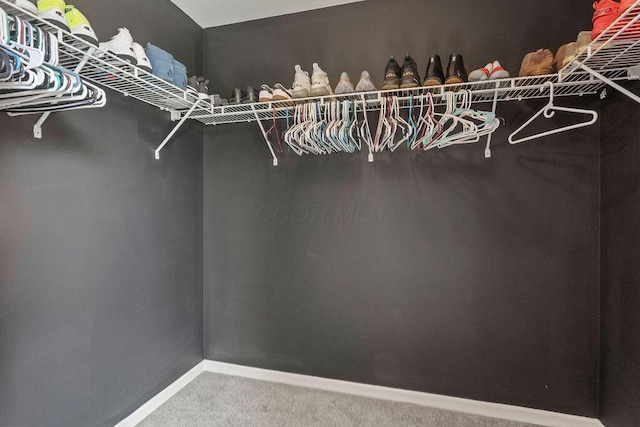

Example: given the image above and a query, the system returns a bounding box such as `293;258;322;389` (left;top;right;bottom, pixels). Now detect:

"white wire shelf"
4;0;640;161
0;0;214;123
562;0;640;77
189;71;616;126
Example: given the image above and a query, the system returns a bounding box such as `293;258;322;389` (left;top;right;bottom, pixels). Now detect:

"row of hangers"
259;90;501;158
255;81;601;164
0;7;105;114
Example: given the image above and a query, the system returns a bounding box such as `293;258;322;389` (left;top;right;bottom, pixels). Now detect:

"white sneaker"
291;65;311;98
132;42;152;72
334;72;355;95
272;83;293;103
10;0;37;15
488;60;510;80
37;0;69;31
98;28;137;65
355;71;377;92
259;85;273;102
310;63;333;97
469;62;493;82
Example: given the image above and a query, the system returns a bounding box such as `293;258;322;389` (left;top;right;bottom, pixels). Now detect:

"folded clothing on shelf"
144;43;188;89
172;58;187;89
145;42;174;83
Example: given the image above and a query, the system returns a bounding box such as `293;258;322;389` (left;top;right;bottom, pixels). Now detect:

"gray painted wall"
600;84;640;427
0;1;203;426
203;0;601;417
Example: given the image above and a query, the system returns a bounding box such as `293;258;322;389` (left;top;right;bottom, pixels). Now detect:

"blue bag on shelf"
171;59;188;89
145;42;174;83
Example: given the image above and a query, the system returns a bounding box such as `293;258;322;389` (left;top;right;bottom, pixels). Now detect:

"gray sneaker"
334;72;355;95
355;71;377;92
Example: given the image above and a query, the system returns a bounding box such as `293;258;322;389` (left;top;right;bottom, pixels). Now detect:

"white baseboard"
203;360;603;427
115;361;205;427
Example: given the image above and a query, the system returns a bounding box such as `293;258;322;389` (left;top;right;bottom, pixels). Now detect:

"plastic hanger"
508;81;598;145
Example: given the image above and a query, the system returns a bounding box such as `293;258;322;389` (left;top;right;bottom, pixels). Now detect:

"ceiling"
170;0;365;28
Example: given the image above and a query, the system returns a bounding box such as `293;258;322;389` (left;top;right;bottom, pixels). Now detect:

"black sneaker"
400;53;421;89
381;55;401;90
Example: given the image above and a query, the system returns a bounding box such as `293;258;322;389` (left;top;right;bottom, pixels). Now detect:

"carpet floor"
138;372;542;427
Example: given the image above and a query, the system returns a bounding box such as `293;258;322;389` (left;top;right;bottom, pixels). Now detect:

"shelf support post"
579;63;640;105
484;86;500;159
251;105;279;167
33;48;96;139
155;97;203;160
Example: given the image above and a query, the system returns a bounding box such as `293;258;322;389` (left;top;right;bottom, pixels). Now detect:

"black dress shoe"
243;86;258;104
423;55;445;86
381;55;401;90
400;53;421;89
445;54;468;85
229;88;245;105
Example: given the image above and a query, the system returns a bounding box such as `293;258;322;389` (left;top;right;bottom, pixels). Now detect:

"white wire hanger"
508;81;598;145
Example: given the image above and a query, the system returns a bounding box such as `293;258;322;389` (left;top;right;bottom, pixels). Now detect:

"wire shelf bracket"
251;105;279;167
33;47;96;139
4;0;640;162
558;0;640;105
155;94;207;160
578;63;640;104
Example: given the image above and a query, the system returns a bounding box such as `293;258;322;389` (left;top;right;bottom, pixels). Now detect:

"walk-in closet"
1;1;639;426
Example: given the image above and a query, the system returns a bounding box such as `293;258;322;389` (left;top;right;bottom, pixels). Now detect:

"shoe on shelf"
259;84;273;102
592;0;620;40
553;43;569;71
132;42;152;72
9;0;37;15
187;76;198;93
400;53;421;89
562;42;577;67
292;64;311;98
519;48;554;77
355;71;377;92
445;54;468;85
64;5;97;45
616;0;640;40
423;54;445;86
620;0;636;13
310;63;333;97
38;0;70;32
210;94;222;106
576;31;592;56
382;55;401;90
229;88;245;105
98;28;137;65
489;60;510;79
188;76;209;94
200;79;210;95
243;86;258;104
334;72;355;95
272;83;293;103
469;62;493;82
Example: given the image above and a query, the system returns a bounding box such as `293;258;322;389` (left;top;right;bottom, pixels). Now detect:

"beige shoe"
562;42;577;67
576;31;592;56
519;49;554;77
554;43;569;71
